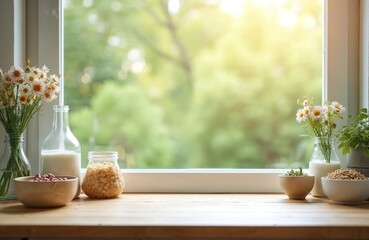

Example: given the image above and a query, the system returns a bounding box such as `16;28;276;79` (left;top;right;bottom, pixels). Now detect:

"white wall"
0;0;15;156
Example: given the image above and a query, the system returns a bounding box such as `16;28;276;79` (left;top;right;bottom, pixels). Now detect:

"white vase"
347;148;369;177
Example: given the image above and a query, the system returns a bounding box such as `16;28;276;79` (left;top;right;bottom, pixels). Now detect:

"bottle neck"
52;105;70;132
313;137;336;146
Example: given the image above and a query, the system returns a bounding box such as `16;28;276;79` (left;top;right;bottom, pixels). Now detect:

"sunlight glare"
219;0;245;17
278;11;297;28
128;49;147;74
108;36;123;47
168;0;181;15
83;0;93;8
111;1;123;12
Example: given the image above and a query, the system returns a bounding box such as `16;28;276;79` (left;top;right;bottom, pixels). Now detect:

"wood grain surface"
1;194;369;239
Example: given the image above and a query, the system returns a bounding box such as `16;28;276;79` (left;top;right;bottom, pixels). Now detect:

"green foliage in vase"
0;60;60;197
295;97;345;163
338;108;369;157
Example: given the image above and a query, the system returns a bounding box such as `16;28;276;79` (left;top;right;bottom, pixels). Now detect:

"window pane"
64;0;323;169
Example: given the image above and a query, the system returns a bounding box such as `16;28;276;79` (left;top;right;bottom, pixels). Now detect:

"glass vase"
41;105;81;198
0;133;31;200
308;137;340;197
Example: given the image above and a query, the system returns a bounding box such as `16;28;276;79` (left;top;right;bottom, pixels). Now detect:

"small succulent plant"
285;167;307;176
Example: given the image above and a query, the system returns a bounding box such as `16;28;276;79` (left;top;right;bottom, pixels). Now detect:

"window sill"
1;193;369;239
118;169;286;193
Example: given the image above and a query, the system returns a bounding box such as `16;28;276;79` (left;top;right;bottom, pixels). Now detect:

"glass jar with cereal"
82;151;125;198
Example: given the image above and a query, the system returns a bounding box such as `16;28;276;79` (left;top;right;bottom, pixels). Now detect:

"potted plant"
295;97;345;197
0;60;60;200
279;167;315;200
338;108;369;176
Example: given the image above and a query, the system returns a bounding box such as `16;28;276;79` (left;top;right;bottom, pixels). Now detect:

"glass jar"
82;151;125;199
0;134;31;200
308;137;341;197
41;105;81;198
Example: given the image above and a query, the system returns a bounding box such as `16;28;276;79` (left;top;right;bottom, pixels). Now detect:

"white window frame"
361;0;369;108
0;0;367;193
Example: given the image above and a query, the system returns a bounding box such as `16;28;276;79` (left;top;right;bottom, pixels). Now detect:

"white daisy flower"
25;72;38;84
8;66;24;84
48;82;60;93
16;77;26;85
20;85;31;95
49;74;60;83
43;90;56;103
3;72;14;84
302;106;311;117
330;101;345;114
31;67;39;75
39;70;47;80
41;65;50;73
296;109;306;123
312;106;326;120
18;94;28;104
31;80;45;94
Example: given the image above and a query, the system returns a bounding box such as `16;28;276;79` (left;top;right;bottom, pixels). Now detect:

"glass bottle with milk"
308;137;341;197
41;105;81;198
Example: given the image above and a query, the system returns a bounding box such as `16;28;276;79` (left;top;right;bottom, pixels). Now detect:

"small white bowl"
321;176;369;204
14;175;78;208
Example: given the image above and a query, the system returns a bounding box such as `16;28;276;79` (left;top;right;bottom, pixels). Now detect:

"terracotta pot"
347;148;369;177
279;175;315;200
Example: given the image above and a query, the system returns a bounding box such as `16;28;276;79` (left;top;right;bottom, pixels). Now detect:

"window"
0;0;364;192
64;0;323;170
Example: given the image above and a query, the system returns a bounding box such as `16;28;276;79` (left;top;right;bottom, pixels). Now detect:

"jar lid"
88;151;118;161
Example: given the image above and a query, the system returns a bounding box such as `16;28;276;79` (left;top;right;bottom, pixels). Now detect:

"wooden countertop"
1;194;369;239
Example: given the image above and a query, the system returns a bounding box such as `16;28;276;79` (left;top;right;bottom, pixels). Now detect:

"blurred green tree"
65;0;322;168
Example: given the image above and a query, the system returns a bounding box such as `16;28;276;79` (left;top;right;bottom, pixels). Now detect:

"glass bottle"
0;134;30;200
82;151;125;199
41;105;81;198
308;137;340;197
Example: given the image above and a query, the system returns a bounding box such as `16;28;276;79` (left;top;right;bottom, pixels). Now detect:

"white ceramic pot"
347;148;369;177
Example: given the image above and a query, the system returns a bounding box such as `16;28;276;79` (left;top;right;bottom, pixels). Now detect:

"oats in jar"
82;162;125;198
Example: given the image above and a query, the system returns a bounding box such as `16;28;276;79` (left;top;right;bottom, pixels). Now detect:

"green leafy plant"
338;108;369;157
285;167;307;176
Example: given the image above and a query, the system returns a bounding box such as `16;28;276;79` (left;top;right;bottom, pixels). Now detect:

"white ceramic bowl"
279;175;315;200
321;176;369;204
14;175;78;208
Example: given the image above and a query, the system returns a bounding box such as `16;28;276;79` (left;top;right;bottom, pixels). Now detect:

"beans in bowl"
31;173;68;182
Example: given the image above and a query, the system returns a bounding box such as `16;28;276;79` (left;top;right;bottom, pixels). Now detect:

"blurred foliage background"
64;0;322;168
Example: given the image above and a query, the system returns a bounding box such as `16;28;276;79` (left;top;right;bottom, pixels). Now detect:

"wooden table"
1;194;369;239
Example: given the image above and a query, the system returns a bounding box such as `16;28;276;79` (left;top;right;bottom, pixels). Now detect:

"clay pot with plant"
338;108;369;176
279;167;315;200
